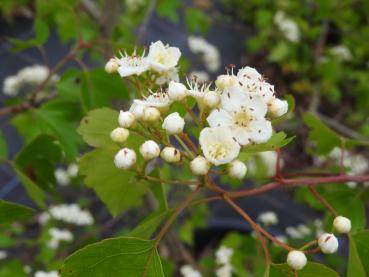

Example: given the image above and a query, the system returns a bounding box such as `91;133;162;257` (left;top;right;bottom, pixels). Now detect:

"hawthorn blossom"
188;36;221;72
147;41;181;72
116;51;149;77
274;11;300;43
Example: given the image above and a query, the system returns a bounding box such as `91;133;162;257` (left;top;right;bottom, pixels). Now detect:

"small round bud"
333;216;351;234
139;140;160;160
162;112;185;134
168;81;187;101
268;98;288;117
143;107;161;122
118;111;135;128
105;59;119;73
114;148;136;169
228;160;247;179
287;250;307;271
190;156;210;176
318;233;339;254
110;127;129;143
160;147;181;163
203;90;220;108
215;74;238;91
130;103;146;120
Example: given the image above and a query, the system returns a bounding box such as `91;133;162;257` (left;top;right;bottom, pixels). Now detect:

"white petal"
231;126;251;146
249;119;273;144
206;109;233;127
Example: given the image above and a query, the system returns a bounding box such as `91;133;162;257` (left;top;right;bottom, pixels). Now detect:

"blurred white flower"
188;36;221;72
189;71;210;83
257;211;278;226
155;67;179;85
48;204;94;226
34;271;58;277
274;11;300;43
48;228;73;249
0;250;7;260
180;265;202;277
215;246;234;277
330;46;352;61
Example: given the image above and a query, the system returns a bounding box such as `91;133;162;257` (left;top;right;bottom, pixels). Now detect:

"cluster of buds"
106;40;289;182
286;216;351;271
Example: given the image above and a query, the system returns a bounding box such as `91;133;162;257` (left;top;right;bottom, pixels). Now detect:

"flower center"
208;143;228;159
233;111;251;127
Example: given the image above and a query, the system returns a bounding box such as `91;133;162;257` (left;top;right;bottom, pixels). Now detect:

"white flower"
139;140;160;160
216;246;234;265
105;58;119;73
48;228;73;249
168;80;188;101
207;87;271;145
199;127;240;166
34;271;59;277
38;212;50;225
118;111;135;128
190;156;211;175
180;265;202;277
143;107;161;122
318;233;339;254
333;216;351;234
67;163;79;177
228;160;247;179
188;36;221;72
160;147;181;163
135;91;172;111
203;90;220;108
268;98;288;117
274;11;300;43
3;76;21;96
125;0;144;11
48;204;94;225
257;211;278;226
110;127;129;143
155;67;179;85
55;168;70;186
18;65;50;84
330;46;352;61
162;112;185;134
0;250;7;260
287;250;307;270
147;41;181;72
216;264;232;277
114;148;136;169
215;74;238;91
116;51;149;77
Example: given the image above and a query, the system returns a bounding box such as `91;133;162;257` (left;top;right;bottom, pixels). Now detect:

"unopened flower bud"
129;103;146;120
203;90;220;108
228;160;247;179
105;59;119;73
190;156;210;175
215;74;237;90
160;147;181;163
287;250;307;271
110;127;129;143
168;81;187;101
162;112;185;134
333;216;351;234
318;233;338;254
114;148;136;169
268;98;288;117
139;140;160;160
143;107;160;122
118;111;135;128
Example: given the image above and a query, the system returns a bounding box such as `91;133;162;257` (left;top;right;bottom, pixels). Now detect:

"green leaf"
0;130;8;160
0;200;34;224
78;107;118;147
347;231;369;277
0;259;27;277
13;134;62;207
241;132;294;155
129;211;169;239
148;169;168;212
80;68;130;111
79;145;148;216
37;100;83;160
185;8;211;33
60;237;164;277
156;0;181;22
268;42;290;62
303;112;342;154
269;262;338;277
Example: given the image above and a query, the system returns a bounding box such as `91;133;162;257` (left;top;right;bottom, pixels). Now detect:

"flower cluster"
188;36;221;72
54;163;79;186
105;41;181;85
107;42;288;179
2;65;58;96
286;215;351;270
180;265;202;277
47;228;74;249
215;246;234;277
34;271;58;277
273;11;300;43
39;203;94;226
